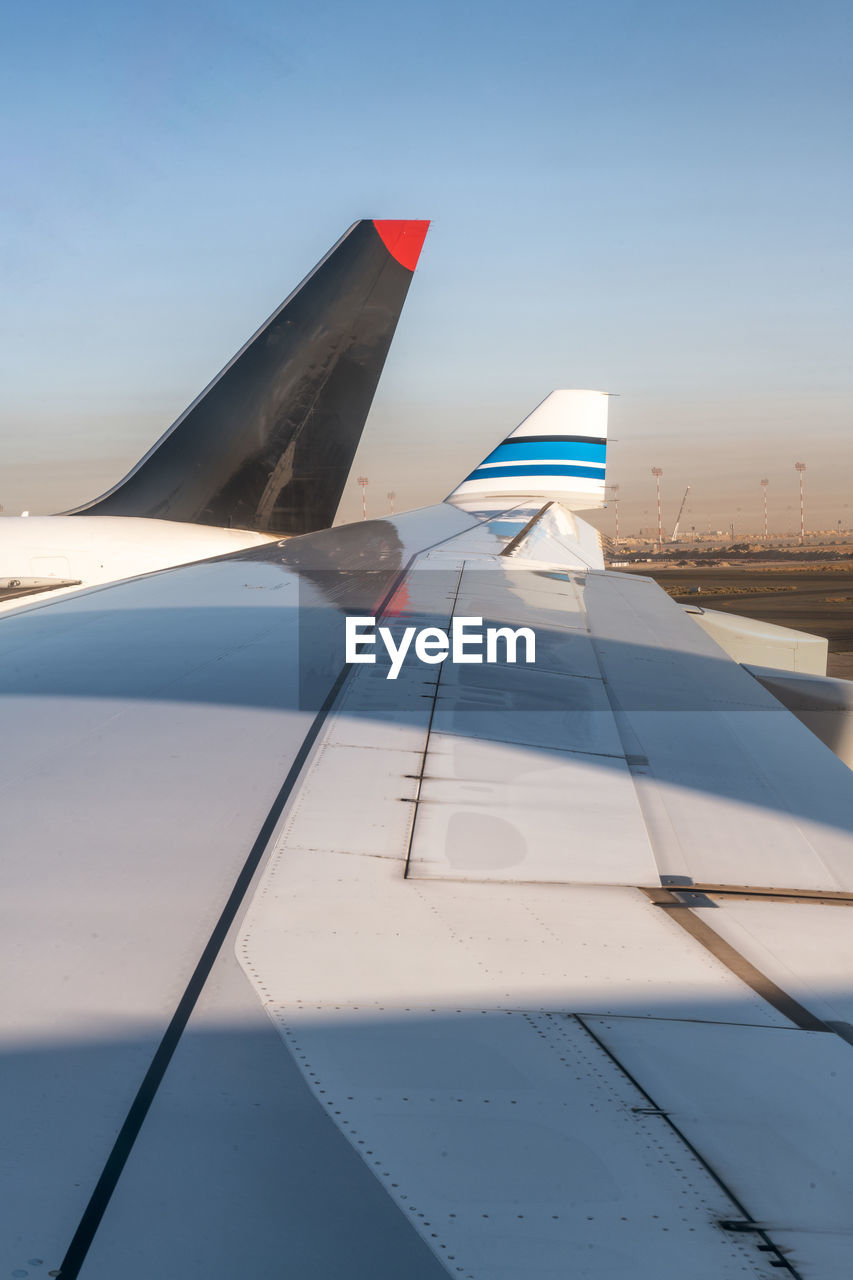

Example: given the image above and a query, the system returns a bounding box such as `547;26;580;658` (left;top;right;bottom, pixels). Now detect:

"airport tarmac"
623;563;853;678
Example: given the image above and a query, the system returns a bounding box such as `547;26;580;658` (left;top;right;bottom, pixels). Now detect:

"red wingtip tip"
372;220;430;271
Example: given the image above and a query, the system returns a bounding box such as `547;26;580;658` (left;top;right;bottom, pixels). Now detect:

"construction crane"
670;485;691;542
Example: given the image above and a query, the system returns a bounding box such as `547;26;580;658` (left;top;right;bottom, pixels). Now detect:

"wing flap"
582;570;853;892
586;1014;853;1240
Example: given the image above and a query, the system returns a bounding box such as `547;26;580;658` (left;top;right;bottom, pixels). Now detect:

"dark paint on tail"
70;219;429;535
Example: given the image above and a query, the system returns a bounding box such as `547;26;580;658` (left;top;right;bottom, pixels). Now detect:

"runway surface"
623;564;853;678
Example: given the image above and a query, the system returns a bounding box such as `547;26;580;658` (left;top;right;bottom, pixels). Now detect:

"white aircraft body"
3;254;853;1280
0;516;277;609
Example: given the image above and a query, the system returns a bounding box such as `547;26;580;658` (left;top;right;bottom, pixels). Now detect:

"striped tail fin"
447;390;608;513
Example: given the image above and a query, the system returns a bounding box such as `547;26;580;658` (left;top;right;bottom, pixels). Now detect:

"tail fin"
446;389;609;513
70;219;429;535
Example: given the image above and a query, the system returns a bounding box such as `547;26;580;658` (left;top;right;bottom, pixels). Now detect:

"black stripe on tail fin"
70;219;429;535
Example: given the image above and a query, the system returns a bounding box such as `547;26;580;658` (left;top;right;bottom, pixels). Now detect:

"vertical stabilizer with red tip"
70;219;430;535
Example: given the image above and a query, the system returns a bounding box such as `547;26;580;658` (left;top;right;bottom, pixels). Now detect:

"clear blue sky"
2;0;851;535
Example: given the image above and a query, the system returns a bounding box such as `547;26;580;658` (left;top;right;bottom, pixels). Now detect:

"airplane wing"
4;396;853;1280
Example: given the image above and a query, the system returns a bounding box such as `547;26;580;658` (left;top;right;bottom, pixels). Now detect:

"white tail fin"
447;389;608;513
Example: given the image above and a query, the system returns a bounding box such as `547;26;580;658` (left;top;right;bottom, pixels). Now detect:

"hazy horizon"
2;1;851;537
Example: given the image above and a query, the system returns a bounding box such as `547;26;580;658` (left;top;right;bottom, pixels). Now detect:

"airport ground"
611;544;853;678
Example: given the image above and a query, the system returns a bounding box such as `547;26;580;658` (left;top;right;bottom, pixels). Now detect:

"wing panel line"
575;1014;803;1278
57;513;513;1280
641;888;829;1034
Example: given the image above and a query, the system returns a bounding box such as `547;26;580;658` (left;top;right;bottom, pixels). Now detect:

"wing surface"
3;498;853;1279
237;503;853;1280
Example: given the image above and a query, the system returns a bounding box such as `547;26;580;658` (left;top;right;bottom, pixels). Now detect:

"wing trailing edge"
68;219;429;536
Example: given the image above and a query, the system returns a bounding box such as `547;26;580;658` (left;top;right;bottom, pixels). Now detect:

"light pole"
651;467;663;549
794;462;806;545
357;474;369;521
760;478;769;540
387;490;396;515
609;483;620;544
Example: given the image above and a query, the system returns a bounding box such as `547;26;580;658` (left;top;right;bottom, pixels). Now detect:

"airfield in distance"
606;539;853;680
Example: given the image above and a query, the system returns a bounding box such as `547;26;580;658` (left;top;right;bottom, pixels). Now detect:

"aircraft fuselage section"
0;516;277;612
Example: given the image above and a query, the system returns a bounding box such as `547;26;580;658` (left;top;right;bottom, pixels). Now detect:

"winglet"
446;390;609;513
372;220;430;271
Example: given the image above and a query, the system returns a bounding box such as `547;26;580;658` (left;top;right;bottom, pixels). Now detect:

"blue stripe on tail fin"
447;390;609;513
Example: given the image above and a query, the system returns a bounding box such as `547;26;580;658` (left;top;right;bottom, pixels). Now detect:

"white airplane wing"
4;396;853;1280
